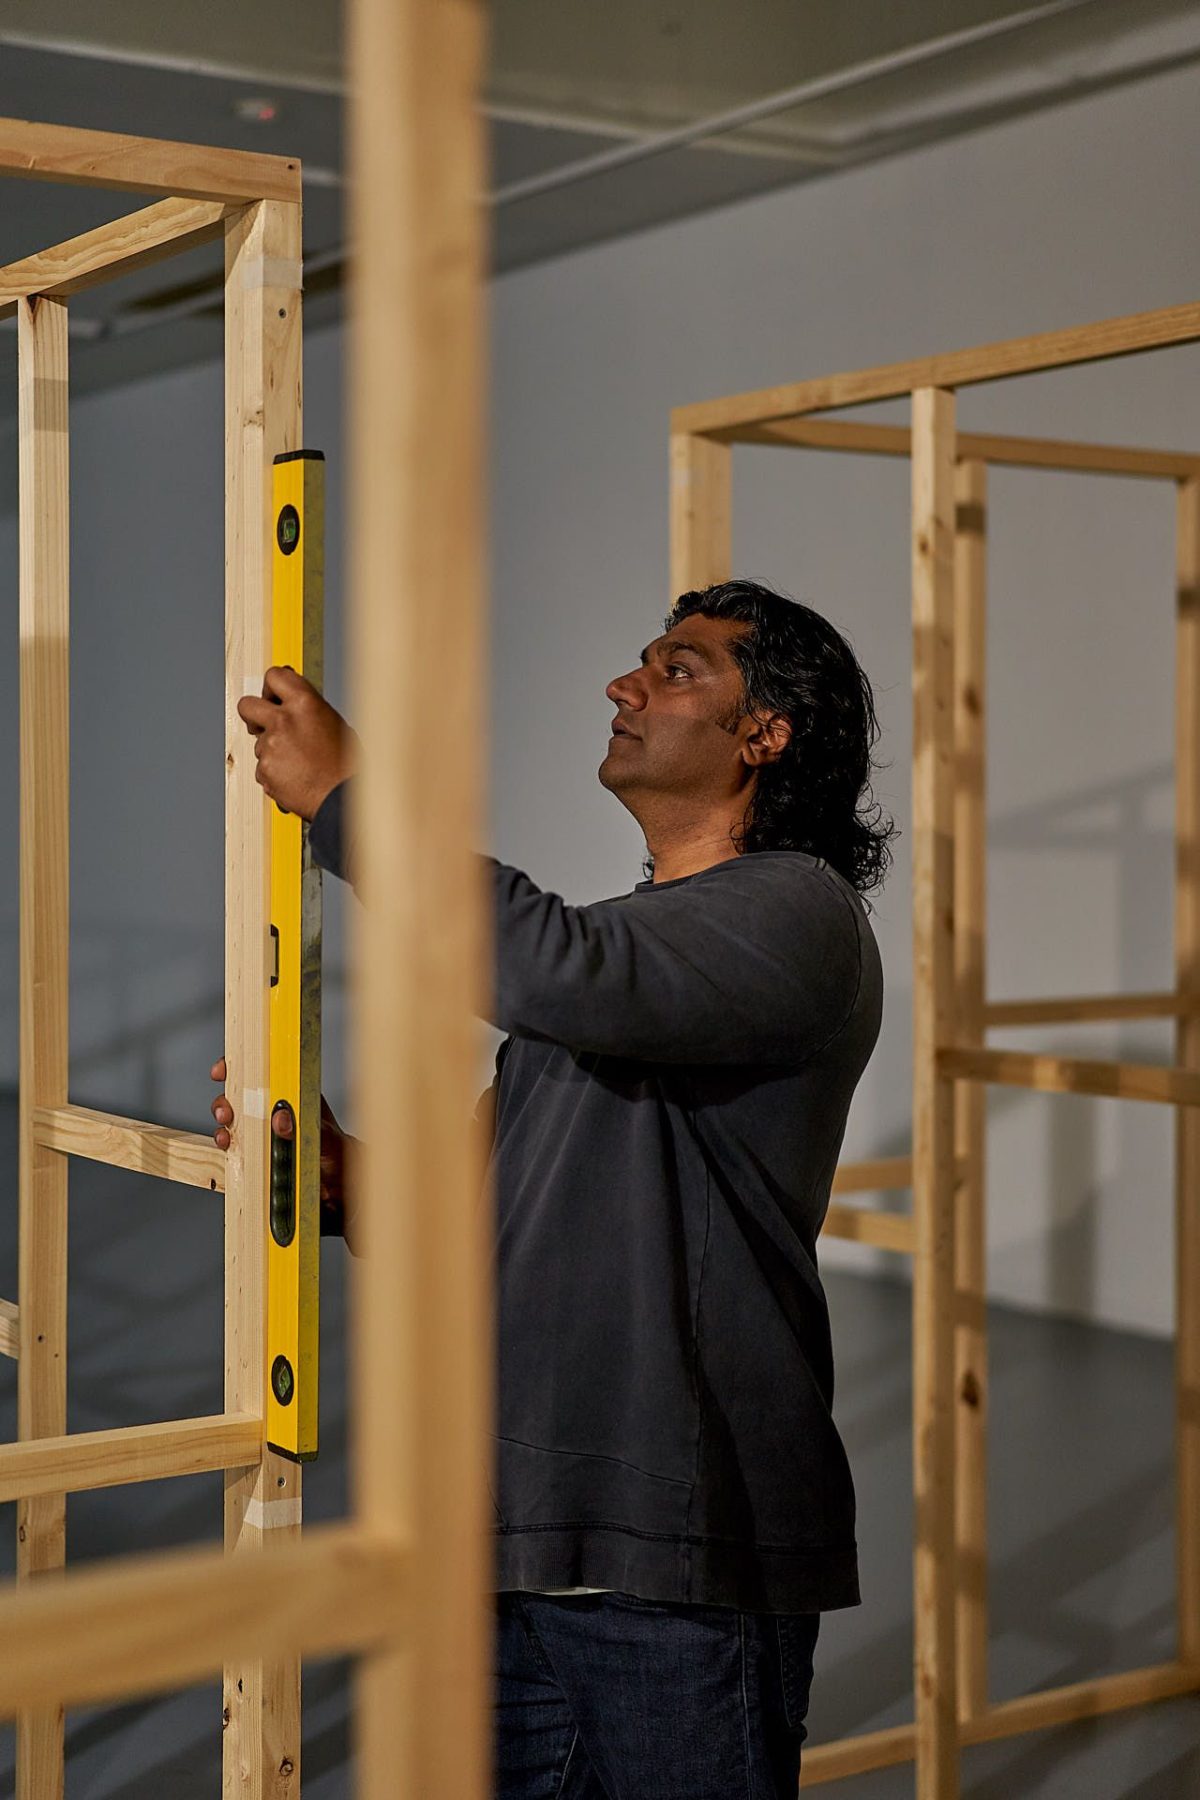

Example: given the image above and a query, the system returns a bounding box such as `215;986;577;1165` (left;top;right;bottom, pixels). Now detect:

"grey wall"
3;51;1198;1337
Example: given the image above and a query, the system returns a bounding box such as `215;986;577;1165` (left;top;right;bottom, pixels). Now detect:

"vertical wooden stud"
911;386;960;1798
1175;474;1200;1668
16;293;70;1800
669;431;731;597
952;459;989;1719
223;197;304;1800
346;0;492;1795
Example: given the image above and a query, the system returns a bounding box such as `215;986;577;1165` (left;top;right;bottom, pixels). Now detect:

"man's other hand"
235;665;359;821
210;1056;355;1230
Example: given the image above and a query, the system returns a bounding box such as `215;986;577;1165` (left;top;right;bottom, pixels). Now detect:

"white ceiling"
2;0;1200;403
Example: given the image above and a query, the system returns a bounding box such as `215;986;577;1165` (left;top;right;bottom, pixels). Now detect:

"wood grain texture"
33;1103;225;1190
0;1301;17;1362
669;432;731;597
832;1154;914;1193
985;990;1200;1025
941;1046;1200;1106
910;386;960;1800
799;1659;1200;1782
223;198;303;1800
17;292;70;1800
1175;475;1200;1668
822;1203;916;1255
0;198;230;314
722;415;1200;480
672;300;1200;434
0;116;299;203
952;459;989;1723
0;1414;261;1506
0;1527;404;1716
346;0;491;1793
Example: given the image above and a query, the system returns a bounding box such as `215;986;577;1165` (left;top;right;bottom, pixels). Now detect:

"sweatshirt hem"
494;1524;860;1614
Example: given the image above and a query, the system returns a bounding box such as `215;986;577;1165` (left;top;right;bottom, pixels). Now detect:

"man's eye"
666;664;690;678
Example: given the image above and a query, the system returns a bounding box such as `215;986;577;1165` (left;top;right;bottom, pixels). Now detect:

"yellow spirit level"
267;449;324;1460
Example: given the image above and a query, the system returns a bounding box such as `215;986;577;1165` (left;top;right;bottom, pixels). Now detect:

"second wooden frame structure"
671;351;1200;1795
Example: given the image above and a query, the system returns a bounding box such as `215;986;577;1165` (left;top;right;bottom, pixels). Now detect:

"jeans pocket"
774;1613;820;1737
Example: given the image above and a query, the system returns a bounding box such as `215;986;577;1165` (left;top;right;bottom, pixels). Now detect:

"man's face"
598;613;758;809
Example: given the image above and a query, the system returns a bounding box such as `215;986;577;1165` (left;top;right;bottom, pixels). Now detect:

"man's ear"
742;710;792;767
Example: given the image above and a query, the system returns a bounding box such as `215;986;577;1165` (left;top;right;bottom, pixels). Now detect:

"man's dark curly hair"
655;579;897;904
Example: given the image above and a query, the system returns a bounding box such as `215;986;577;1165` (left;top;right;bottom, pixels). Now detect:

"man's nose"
605;669;644;708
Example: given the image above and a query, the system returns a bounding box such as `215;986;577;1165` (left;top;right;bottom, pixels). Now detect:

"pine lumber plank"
17;291;70;1800
33;1103;225;1190
672;301;1200;434
347;0;491;1792
0;116;300;204
953;458;989;1722
0;1414;261;1505
0;198;230;321
725;415;1200;480
985;990;1200;1024
822;1203;916;1254
1175;475;1200;1666
941;1046;1200;1106
669;432;731;594
800;1659;1200;1781
223;196;304;1800
0;1527;404;1715
911;386;961;1799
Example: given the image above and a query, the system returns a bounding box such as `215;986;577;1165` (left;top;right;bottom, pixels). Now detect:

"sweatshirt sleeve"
309;778;358;889
483;854;866;1066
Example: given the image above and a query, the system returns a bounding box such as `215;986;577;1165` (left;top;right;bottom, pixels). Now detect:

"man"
211;578;891;1799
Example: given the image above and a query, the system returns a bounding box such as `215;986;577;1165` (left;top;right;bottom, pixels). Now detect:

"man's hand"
236;665;359;822
210;1055;356;1233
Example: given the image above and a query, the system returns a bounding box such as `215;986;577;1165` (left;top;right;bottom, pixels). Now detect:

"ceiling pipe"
488;0;1108;207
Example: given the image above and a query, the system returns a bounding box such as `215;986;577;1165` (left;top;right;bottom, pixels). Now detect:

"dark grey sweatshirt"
309;779;883;1613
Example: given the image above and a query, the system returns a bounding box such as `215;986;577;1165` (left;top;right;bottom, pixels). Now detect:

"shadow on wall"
0;919;349;1132
825;755;1177;1335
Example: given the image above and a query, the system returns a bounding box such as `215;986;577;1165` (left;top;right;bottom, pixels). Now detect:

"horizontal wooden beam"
726;417;1200;482
832;1154;913;1193
823;1202;915;1255
985;990;1200;1026
802;1659;1200;1782
0;1301;17;1362
0;117;301;204
671;300;1200;434
940;1047;1200;1107
33;1104;225;1191
0;198;231;322
0;1413;261;1506
0;1524;405;1715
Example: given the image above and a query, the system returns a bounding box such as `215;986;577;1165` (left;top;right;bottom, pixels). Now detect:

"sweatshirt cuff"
309;778;353;883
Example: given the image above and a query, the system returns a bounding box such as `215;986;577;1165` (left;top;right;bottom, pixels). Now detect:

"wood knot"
222;1706;231;1730
960;1370;981;1409
279;1758;295;1778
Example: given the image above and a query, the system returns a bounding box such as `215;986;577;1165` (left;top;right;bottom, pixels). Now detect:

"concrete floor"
0;1094;1195;1796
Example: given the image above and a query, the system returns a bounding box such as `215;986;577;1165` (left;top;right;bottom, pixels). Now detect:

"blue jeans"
494;1591;821;1799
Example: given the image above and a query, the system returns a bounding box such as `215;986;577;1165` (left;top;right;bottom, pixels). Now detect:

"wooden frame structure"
5;19;1200;1800
0;0;490;1793
672;339;1200;1794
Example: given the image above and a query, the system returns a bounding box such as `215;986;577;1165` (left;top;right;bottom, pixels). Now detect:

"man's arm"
307;781;867;1067
485;854;868;1066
